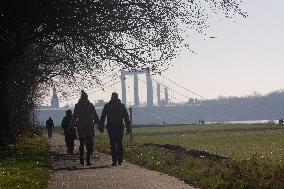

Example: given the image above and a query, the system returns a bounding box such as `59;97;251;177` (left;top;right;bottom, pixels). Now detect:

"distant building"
38;88;60;109
51;88;59;108
95;100;107;107
36;88;68;126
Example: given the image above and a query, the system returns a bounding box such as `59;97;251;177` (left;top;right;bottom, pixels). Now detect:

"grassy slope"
0;136;52;189
95;124;284;189
131;124;284;161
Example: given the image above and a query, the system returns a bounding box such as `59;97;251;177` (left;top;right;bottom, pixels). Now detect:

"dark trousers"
108;130;123;163
79;136;93;164
65;135;74;153
47;128;53;138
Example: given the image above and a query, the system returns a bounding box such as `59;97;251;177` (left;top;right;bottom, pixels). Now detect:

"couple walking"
62;90;130;166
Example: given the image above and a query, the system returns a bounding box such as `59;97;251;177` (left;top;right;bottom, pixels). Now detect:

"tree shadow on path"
54;165;111;171
50;151;112;171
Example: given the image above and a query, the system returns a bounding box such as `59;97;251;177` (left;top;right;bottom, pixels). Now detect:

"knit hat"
66;109;72;115
81;90;88;99
111;92;118;100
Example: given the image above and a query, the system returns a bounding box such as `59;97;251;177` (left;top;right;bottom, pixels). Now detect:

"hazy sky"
47;0;284;107
163;0;284;100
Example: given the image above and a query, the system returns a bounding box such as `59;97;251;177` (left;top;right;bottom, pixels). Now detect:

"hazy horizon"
40;0;284;107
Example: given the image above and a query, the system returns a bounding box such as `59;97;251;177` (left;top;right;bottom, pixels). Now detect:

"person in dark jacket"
100;92;130;166
46;117;54;138
61;109;76;154
71;90;99;166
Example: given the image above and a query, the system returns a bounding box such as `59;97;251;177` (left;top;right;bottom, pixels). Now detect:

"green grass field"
0;136;52;189
95;124;284;189
131;124;284;161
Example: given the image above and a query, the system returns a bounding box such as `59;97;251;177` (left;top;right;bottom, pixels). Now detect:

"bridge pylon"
120;68;153;107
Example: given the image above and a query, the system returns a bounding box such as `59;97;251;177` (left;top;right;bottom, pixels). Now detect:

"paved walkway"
48;133;197;189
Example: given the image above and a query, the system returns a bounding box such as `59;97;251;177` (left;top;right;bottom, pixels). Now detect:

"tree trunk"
0;66;13;146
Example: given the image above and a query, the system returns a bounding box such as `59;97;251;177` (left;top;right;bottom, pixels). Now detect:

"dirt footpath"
48;133;197;189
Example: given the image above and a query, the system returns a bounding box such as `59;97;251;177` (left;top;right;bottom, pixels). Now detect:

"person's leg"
48;129;52;138
70;137;75;154
108;131;117;165
65;135;69;153
64;130;68;144
64;133;68;146
66;135;73;154
79;137;85;165
89;135;94;155
117;132;124;165
85;135;93;166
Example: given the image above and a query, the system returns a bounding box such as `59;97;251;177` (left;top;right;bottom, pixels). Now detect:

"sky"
163;0;284;100
43;0;284;107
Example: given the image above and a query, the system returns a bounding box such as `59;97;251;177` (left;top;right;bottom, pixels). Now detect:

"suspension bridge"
36;69;207;126
62;68;206;106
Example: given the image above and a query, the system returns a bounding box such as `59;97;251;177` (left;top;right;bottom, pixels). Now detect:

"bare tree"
0;0;246;144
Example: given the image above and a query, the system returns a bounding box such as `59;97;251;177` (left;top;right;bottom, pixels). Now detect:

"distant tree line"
188;90;284;122
0;0;246;145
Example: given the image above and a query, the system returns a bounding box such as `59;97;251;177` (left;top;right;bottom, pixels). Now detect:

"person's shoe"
111;162;117;166
118;161;122;165
86;158;91;166
80;160;84;166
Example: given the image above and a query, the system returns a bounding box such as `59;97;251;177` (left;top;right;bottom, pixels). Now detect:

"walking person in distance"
46;117;55;138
